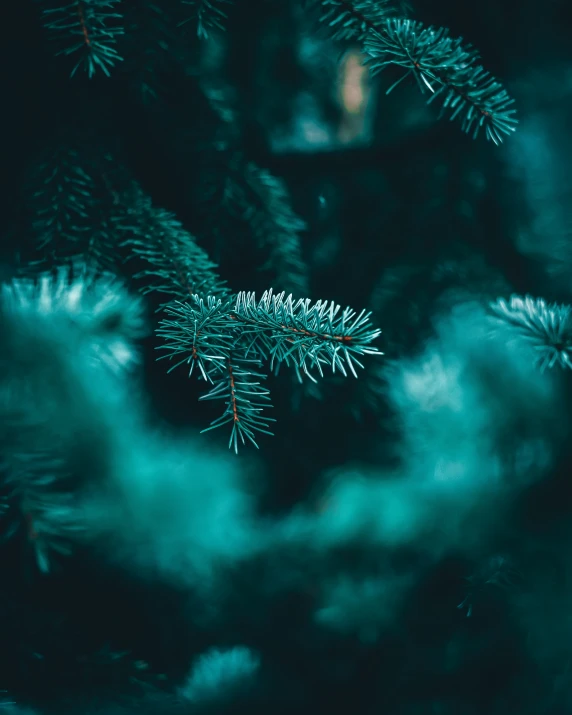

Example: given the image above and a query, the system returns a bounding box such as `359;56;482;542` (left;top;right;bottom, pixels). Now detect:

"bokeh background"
2;1;572;714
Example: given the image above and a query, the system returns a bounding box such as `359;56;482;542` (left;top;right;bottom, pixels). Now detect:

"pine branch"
25;145;120;270
159;291;382;383
29;149;94;251
228;163;310;298
315;0;402;43
113;187;277;451
155;291;382;450
234;290;382;380
180;0;233;39
157;297;275;452
364;20;517;144
114;185;228;303
491;295;572;370
38;0;124;78
198;87;310;296
156;295;235;379
121;1;177;103
200;355;275;453
311;2;516;143
110;182;280;452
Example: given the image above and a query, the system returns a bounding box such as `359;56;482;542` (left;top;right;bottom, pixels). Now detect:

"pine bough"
180;0;233;39
38;0;124;77
314;0;517;143
157;292;382;453
112;183;382;452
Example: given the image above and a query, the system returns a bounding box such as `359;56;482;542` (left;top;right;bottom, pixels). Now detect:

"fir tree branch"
198;87;310;296
311;2;516;143
156;295;235;379
364;20;517;144
114;185;228;303
156;290;381;450
228;162;310;298
113;187;277;451
157;297;275;452
234;289;382;379
315;0;402;43
158;291;382;384
180;0;233;39
157;291;380;451
491;295;572;370
38;0;124;78
30;150;94;252
106;178;279;452
121;1;177;103
25;145;120;270
199;354;275;453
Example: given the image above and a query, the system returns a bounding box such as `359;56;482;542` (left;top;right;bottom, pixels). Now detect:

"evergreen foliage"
115;185;229;303
491;295;572;370
316;0;403;42
0;267;145;573
180;0;233;39
364;20;517;143
25;143;120;269
231;163;310;298
313;0;516;142
38;0;124;77
157;290;381;450
2;0;572;714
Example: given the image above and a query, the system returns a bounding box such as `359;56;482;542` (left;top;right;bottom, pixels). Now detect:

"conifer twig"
364;20;517;144
229;163;310;298
234;290;382;379
180;0;232;38
39;0;124;77
199;354;275;453
316;0;402;42
114;185;228;303
25;144;119;269
198;88;310;296
156;291;382;450
311;1;517;143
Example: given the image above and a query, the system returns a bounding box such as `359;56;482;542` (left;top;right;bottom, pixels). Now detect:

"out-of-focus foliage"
491;295;572;370
2;0;572;714
37;0;124;77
